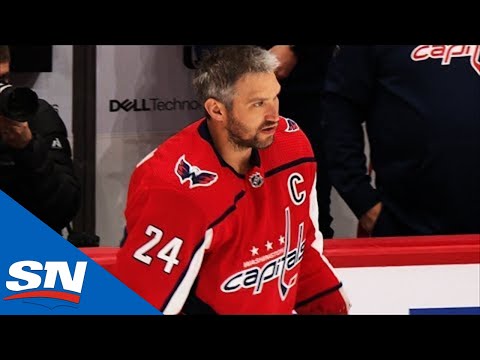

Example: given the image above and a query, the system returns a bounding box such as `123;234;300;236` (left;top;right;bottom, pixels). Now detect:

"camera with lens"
0;82;39;122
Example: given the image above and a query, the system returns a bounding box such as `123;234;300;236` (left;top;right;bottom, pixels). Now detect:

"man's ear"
204;98;226;122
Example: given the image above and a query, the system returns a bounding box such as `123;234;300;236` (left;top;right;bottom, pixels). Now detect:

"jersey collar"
198;118;262;178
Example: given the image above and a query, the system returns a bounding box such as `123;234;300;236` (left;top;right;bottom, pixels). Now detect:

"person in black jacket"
322;45;480;237
0;45;80;234
190;45;337;238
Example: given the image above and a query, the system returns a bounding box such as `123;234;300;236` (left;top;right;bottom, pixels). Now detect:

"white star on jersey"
265;241;273;250
250;246;259;256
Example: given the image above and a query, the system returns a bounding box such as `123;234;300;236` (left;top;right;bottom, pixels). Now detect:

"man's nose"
266;103;279;120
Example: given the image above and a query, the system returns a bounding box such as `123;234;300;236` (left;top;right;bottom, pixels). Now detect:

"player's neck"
209;123;252;175
216;140;252;174
221;146;252;175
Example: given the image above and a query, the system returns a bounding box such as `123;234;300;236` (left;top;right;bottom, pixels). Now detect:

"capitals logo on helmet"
175;155;218;189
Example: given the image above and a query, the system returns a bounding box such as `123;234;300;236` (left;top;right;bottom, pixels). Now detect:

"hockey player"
114;46;350;315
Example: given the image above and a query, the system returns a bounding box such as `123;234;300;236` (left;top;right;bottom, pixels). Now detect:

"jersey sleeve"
295;174;351;315
295;242;350;315
114;186;211;315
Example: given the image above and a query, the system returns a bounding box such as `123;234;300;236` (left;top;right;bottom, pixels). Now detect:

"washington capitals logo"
284;117;299;132
175;155;218;189
220;206;304;300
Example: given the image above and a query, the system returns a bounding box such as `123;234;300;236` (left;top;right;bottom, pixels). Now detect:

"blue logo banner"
0;191;161;315
410;307;480;315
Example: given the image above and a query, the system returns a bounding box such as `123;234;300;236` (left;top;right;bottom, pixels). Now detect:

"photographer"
0;45;80;235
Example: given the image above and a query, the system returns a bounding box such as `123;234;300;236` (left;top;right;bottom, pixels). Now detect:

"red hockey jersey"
114;117;347;314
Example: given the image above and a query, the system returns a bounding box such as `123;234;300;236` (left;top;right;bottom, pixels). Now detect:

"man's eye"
254;101;264;107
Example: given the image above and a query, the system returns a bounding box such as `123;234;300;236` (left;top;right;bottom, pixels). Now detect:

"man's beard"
226;113;276;150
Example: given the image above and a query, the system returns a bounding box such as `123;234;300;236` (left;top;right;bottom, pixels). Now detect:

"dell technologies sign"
109;98;201;112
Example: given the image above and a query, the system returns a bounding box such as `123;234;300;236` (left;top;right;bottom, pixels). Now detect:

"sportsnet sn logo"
0;189;162;315
4;261;87;308
411;45;480;75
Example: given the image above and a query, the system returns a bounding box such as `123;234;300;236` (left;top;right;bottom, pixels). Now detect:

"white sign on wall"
338;264;480;315
96;45;204;246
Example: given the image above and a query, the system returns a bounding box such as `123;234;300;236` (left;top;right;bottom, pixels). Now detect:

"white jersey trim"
162;228;213;314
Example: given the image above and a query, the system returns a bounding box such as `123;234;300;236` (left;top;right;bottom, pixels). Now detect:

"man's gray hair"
192;46;279;110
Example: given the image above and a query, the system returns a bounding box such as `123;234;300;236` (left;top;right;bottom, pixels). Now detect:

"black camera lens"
0;83;39;122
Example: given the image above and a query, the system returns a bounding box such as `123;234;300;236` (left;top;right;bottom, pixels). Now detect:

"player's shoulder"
130;119;225;200
276;116;311;143
265;116;315;160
